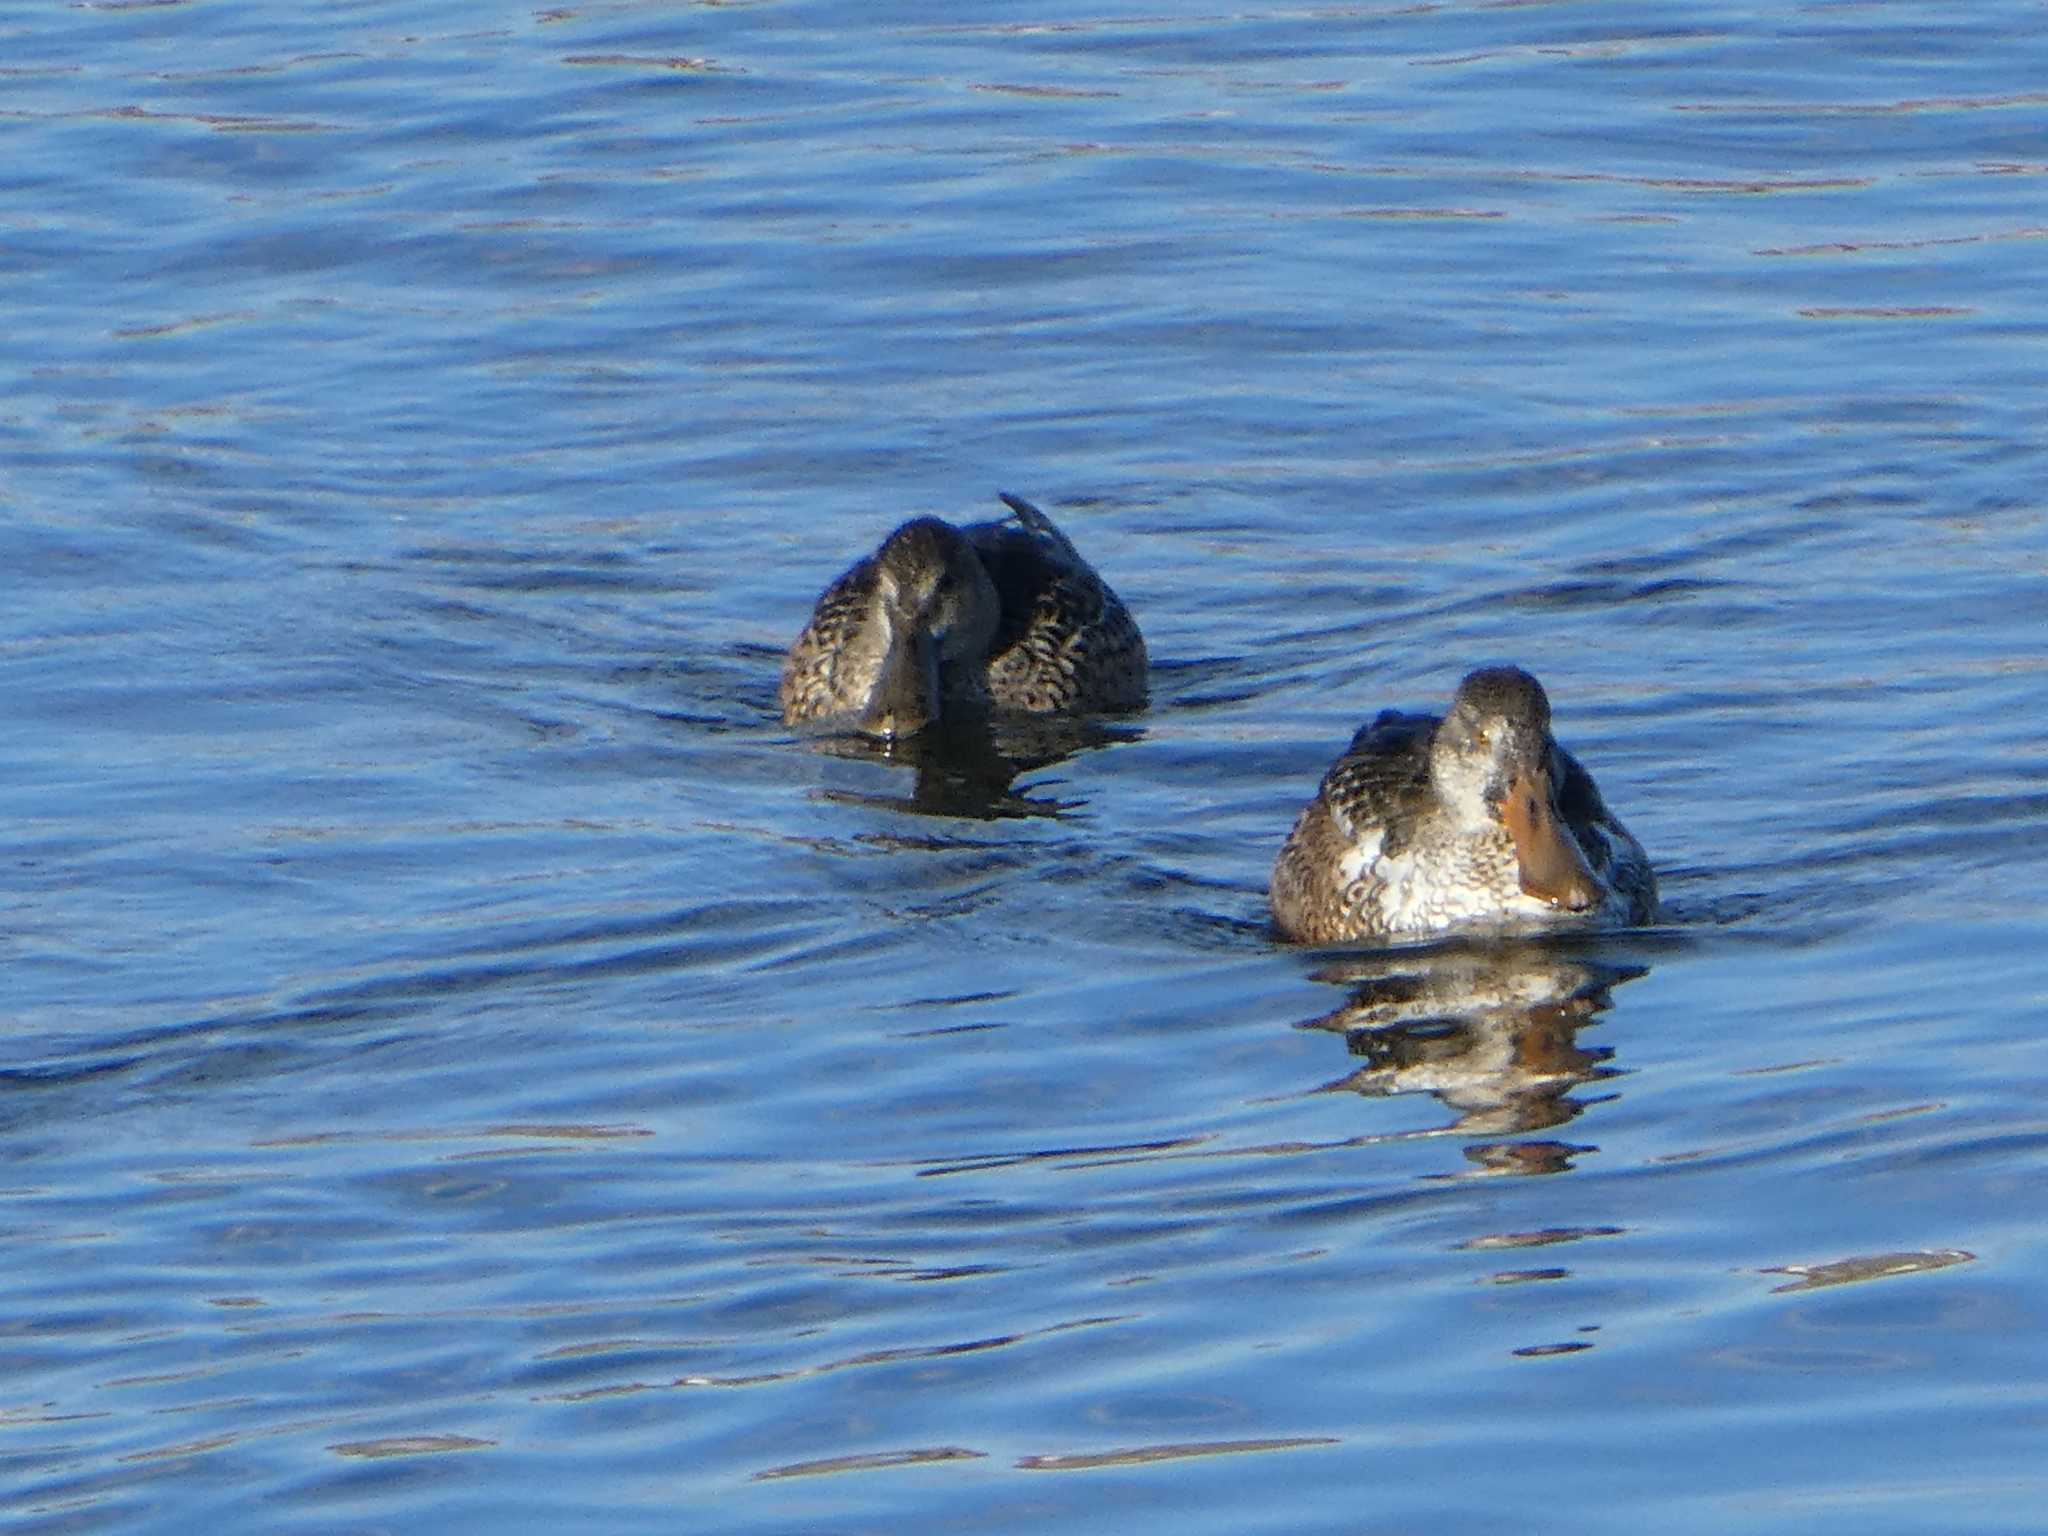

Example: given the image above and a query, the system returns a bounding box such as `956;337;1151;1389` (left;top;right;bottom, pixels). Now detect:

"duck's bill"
1502;767;1603;912
860;627;940;740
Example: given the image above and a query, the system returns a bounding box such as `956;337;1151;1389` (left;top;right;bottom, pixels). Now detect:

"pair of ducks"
781;495;1657;943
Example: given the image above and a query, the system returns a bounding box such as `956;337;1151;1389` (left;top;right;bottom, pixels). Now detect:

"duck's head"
860;518;1000;738
1429;666;1603;914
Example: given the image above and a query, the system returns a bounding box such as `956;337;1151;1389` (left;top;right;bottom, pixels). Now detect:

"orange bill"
1502;767;1602;912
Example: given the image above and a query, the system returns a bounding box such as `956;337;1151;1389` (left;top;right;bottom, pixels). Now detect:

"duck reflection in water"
1299;939;1647;1176
782;492;1147;818
805;713;1141;820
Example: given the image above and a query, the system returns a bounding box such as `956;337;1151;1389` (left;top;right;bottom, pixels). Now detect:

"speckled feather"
779;553;892;725
1272;692;1656;944
778;516;999;734
966;495;1148;715
780;495;1146;732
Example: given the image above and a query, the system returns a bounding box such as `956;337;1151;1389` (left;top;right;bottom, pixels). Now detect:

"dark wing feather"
1550;740;1658;921
1321;711;1437;855
964;498;1147;714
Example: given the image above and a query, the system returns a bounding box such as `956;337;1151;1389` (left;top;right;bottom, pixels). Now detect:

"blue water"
6;1;2048;1530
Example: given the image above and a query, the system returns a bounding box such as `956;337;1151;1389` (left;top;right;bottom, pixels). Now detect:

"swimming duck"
780;493;1147;737
1270;666;1656;943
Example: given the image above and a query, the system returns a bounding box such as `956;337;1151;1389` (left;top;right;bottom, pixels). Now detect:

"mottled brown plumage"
780;494;1147;738
1271;666;1656;944
779;517;998;738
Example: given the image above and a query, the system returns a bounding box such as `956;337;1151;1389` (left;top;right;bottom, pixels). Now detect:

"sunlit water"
6;1;2048;1531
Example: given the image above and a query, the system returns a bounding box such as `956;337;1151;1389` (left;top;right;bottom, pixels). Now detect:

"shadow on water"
802;715;1145;821
1294;936;1651;1177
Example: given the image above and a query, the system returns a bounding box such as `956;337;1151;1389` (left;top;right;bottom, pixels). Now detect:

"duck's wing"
779;554;881;723
1551;741;1658;920
1320;713;1436;851
964;495;1147;713
1550;742;1608;826
1271;713;1436;943
1345;708;1433;757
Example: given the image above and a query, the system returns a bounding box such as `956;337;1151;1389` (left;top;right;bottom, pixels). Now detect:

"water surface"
5;1;2048;1531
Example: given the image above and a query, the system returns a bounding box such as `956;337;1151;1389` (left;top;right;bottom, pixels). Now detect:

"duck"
780;492;1147;737
1270;665;1656;943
